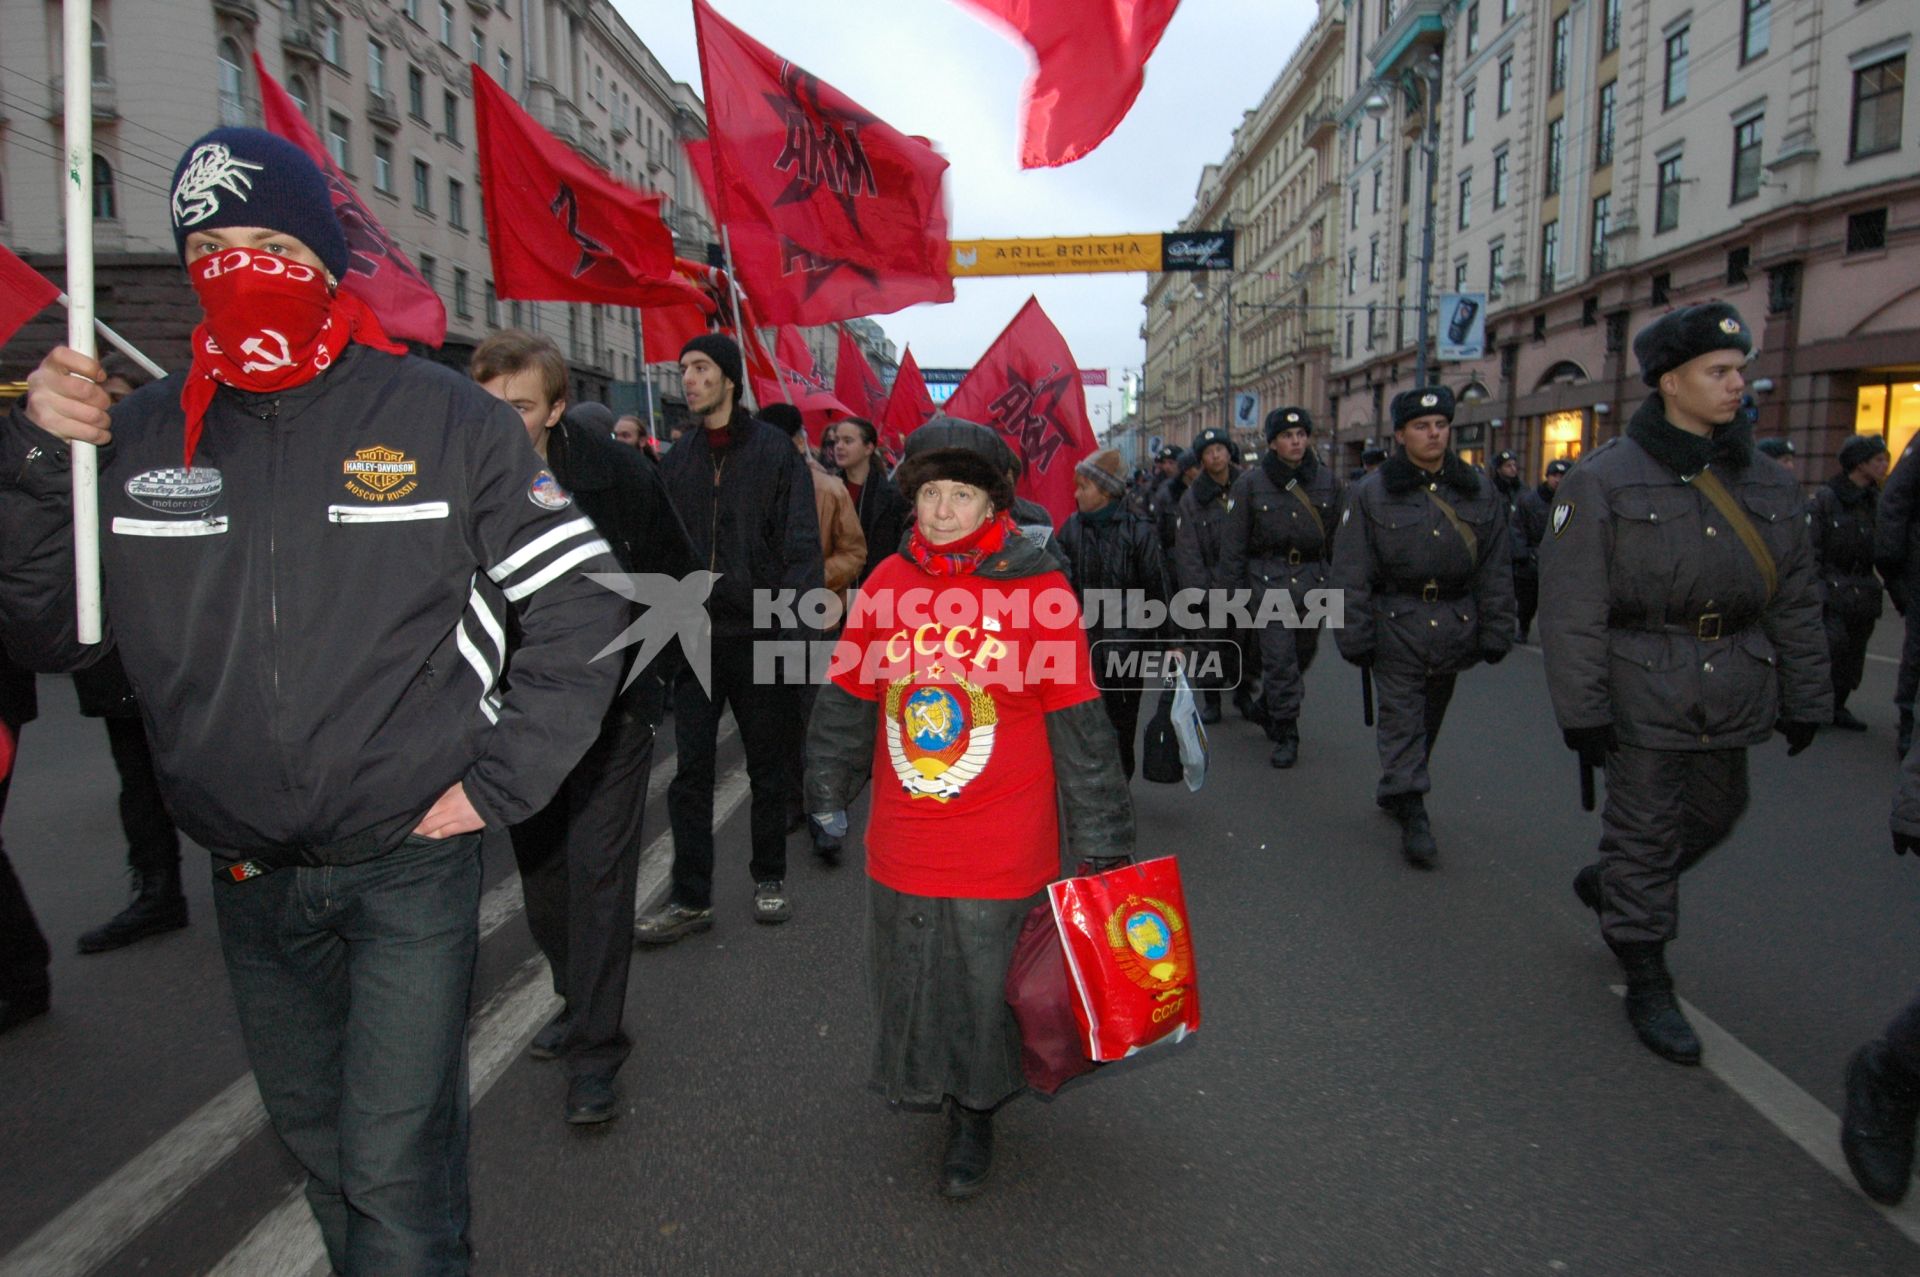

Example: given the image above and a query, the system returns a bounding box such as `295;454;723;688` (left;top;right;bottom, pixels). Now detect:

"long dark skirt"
866;878;1040;1111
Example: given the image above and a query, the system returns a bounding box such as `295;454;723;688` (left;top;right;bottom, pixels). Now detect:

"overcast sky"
616;0;1317;430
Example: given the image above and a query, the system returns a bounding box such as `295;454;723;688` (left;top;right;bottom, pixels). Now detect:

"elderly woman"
805;445;1135;1199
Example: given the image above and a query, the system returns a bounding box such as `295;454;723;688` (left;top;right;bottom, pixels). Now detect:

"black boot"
940;1102;994;1199
77;867;188;955
1268;719;1299;770
1234;687;1264;725
1573;863;1604;917
1611;941;1701;1066
0;981;49;1035
1900;709;1914;761
1834;700;1869;732
1390;795;1437;869
1843;1040;1920;1205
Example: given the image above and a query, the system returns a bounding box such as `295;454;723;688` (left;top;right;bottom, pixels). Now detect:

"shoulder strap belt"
1424;489;1478;564
1285;479;1327;542
1689;468;1778;603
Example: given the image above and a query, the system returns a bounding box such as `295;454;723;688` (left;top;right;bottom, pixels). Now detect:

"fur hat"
169;127;349;279
901;415;1018;475
1545;458;1573;476
1074;447;1129;498
895;446;1016;512
1839;434;1890;474
1633;302;1753;387
1264;407;1313;441
1361;447;1387;466
1391;386;1456;429
1494;450;1518;465
1756;437;1795;459
679;334;744;398
1194;427;1235;460
1156;443;1182;463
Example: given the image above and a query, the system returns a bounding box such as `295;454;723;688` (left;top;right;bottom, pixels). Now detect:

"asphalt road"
3;623;1920;1275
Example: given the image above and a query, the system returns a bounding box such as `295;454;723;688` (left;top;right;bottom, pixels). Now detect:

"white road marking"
207;767;755;1277
1609;986;1920;1245
0;721;737;1277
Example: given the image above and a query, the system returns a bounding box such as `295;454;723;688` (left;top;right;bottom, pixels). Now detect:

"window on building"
1665;26;1690;108
1493;149;1509;207
1732;115;1764;203
1656;153;1683;231
1857;381;1920;461
1457;170;1472;229
1651;271;1671;305
1540;219;1560;293
594;65;605;104
1345;316;1355;360
288;73;311;120
1596;82;1616;167
1497;57;1513;116
90;20;107;81
327;112;350;172
439;1;455;46
498;51;512;94
319;8;341;65
454;268;470;318
1851;56;1906;160
1453;259;1469;292
1465;3;1480;55
1462;86;1477;143
591;307;603;357
373;137;394;194
484;282;499;327
1542;410;1583;465
1545;117;1564;195
1591;194;1610;272
568;306;581;360
471;29;484;68
404;0;421;22
1501;0;1515;20
408;66;426;120
91;155;115;220
1601;0;1621;55
1401;144;1414;204
368;38;385;96
1350;186;1360;230
419;254;437;289
1741;0;1771;65
1352;125;1362;165
1848;208;1890;254
1727;245;1751;285
1369;235;1381;283
448;176;465;229
413;158;432;212
1372;167;1382;214
1346;249;1357;295
1552;14;1570;94
1398;226;1409;279
444;90;460;143
1488;241;1505;299
218;38;247;126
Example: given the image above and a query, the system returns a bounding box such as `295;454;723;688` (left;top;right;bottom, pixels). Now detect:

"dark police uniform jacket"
1539;396;1830;750
1218;450;1341;598
1172;469;1238;593
1810;475;1882;622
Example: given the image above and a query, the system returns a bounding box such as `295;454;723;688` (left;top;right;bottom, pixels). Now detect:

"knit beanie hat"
169;128;349;280
679;333;744;399
1074;447;1129;498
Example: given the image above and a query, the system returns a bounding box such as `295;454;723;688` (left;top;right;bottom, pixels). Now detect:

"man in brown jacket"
1541;302;1829;1067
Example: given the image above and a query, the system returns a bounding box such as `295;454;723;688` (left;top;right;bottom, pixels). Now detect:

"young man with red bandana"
0;128;625;1275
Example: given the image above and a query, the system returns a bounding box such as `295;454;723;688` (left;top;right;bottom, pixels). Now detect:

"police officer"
1332;387;1515;867
1143;444;1183;537
1540;302;1829;1067
1154;447;1195;555
1219;408;1340;768
1813;435;1889;731
1511;459;1571;643
1174;428;1242;724
1756;435;1797;478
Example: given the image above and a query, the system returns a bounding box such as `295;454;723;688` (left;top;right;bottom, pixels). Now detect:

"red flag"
879;346;936;453
942;297;1097;525
834;326;888;423
641;258;726;363
956;0;1180;168
472;65;674;304
0;241;59;349
253;53;446;345
761;324;851;441
693;0;954;325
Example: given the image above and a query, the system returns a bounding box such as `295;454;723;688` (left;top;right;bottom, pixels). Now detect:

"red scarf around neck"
906;510;1016;576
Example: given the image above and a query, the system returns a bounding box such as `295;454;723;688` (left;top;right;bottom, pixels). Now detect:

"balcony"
465;0;491;12
368;89;400;130
282;24;321;62
46;75;117;121
576;127;608;168
1299;102;1336;146
212;0;259;23
1366;0;1446;81
610;119;630;144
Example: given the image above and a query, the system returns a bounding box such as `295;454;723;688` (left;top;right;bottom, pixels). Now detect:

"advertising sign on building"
1437;293;1487;361
1161;230;1236;272
1232;391;1261;430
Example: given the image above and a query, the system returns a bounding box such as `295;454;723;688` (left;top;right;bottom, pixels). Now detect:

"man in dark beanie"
1333;387;1513;866
1814;434;1890;730
639;334;824;943
1511;458;1572;643
1219;408;1341;767
2;128;627;1271
1541;301;1828;1067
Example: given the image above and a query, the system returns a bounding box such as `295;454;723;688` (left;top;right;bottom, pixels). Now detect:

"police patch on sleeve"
528;470;572;511
1551;503;1574;537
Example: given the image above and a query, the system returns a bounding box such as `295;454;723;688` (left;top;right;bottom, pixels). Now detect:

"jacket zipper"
709;451;727;574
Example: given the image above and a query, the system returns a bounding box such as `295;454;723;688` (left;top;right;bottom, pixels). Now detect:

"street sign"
1437;293;1487;361
946;230;1238;277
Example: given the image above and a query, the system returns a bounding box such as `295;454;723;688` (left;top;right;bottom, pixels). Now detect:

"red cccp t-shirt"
828;553;1099;900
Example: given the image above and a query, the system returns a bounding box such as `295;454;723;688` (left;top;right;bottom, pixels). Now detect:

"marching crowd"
0;125;1918;1273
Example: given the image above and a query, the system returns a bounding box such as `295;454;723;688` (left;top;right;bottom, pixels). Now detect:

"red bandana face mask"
179;247;404;468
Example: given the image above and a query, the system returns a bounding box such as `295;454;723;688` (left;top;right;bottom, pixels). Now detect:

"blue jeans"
213;834;481;1276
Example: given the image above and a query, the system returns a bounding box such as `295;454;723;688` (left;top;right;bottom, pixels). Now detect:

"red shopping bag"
1047;857;1200;1062
1004;903;1098;1094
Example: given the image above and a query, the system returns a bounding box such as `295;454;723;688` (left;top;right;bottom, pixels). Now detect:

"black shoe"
810;816;843;864
1573;864;1604;917
1843;1040;1920;1205
1391;796;1437;869
76;870;188;954
1612;941;1701;1066
940;1104;994;1199
565;1074;619;1126
1268;720;1298;770
1234;691;1264;725
0;983;49;1035
753;879;792;924
1834;706;1869;732
633;903;714;946
529;1007;572;1061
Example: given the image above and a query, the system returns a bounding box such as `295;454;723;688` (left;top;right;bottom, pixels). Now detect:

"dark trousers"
667;636;790;909
1371;664;1457;803
779;678;820;820
1897;608;1920;711
1099;687;1143;781
1257;613;1321;724
1883;993;1920;1078
1825;609;1876;707
103;716;180;877
509;709;655;1081
213;834;482;1276
1515;571;1540;638
1595;745;1748;945
0;728;48;999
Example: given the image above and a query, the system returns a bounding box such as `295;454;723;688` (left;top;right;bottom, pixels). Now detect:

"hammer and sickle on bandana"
550;183;609;278
239;329;296;374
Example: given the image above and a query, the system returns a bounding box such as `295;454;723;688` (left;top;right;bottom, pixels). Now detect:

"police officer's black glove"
1562;725;1614;770
1481;648;1508;666
1778;720;1819;756
1077;856;1134;876
1895;831;1920;858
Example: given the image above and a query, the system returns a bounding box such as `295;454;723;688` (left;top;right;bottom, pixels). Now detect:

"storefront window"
1541;410;1584;471
1859;382;1920;461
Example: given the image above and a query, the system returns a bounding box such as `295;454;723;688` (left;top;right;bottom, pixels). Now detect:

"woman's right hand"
24;347;113;446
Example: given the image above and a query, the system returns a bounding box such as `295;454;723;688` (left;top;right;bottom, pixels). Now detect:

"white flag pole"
56;294;166;380
63;0;103;645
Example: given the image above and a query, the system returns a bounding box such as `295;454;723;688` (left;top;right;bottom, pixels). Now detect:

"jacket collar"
1260;448;1317;492
545;418;617;492
1191;469;1236;506
1827;473;1874;507
1381;448;1481;496
972;528;1061;580
1625;394;1755;477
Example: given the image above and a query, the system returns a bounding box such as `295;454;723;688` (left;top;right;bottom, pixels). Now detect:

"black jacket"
1512;483;1555;576
845;467;909;588
658;410;824;638
1150;474;1186;552
1219;450;1342;594
0;346;627;863
1172;469;1238;593
1057;504;1172;644
1811;474;1882;621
